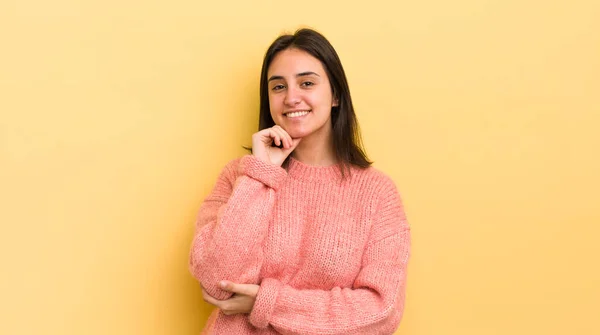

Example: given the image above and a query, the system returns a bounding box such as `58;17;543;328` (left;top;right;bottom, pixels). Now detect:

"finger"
273;125;292;148
254;128;270;140
220;301;237;315
269;129;281;147
214;294;244;316
220;280;234;292
272;127;289;148
220;281;254;296
278;126;293;147
282;138;302;154
256;128;276;145
201;289;223;308
279;127;292;148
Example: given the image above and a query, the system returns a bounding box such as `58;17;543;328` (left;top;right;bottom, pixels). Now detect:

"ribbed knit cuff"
238;155;287;190
248;278;283;329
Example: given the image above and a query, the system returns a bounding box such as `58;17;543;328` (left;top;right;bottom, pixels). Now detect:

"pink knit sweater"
189;155;411;334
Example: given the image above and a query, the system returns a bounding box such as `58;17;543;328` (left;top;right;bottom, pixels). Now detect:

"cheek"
309;89;333;108
307;97;333;114
268;95;283;112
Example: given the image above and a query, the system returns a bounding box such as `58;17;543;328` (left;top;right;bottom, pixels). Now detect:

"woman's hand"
252;125;301;166
202;281;260;316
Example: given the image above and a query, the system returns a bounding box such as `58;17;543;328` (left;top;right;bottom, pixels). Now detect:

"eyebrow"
268;71;320;82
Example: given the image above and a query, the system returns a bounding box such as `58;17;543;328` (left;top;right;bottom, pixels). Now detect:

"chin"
285;127;312;139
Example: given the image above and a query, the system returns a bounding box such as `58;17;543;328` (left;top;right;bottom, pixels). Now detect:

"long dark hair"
257;28;372;176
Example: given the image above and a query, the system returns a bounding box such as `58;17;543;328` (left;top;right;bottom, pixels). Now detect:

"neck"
291;129;336;166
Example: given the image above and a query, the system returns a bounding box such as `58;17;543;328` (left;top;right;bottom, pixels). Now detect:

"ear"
332;97;339;107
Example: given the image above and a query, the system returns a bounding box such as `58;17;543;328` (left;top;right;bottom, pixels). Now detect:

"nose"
284;87;301;106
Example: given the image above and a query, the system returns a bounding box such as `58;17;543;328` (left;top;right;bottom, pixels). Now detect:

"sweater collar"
286;156;343;182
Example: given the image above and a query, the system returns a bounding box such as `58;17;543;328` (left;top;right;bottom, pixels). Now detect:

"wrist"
248;278;282;329
239;155;288;190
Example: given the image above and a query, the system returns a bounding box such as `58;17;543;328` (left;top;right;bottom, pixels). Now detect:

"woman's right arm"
188;154;287;300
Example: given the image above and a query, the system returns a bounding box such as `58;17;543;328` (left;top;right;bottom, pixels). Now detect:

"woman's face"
267;48;338;140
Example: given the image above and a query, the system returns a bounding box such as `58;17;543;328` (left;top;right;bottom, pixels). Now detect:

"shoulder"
211;156;244;188
222;156;244;174
347;164;405;214
353;166;408;231
349;164;401;195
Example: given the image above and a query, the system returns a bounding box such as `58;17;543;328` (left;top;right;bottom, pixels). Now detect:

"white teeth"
286;110;310;118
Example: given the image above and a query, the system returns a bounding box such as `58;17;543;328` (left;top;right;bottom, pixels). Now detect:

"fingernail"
220;281;226;288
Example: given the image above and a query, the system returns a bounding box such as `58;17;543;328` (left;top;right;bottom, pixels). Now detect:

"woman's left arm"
248;179;411;335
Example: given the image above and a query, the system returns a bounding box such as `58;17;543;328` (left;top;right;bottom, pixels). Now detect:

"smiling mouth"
285;110;311;118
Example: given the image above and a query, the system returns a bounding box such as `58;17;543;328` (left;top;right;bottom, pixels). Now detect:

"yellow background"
1;0;599;334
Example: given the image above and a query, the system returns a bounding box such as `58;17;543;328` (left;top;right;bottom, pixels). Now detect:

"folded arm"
248;178;411;334
189;155;287;300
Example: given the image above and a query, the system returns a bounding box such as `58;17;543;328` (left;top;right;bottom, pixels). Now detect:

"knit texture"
189;155;411;335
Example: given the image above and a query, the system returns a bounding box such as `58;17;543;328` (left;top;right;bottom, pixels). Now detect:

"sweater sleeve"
188;155;287;300
248;178;411;335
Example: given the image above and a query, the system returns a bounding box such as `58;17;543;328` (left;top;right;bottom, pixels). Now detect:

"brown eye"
272;85;285;91
301;81;314;87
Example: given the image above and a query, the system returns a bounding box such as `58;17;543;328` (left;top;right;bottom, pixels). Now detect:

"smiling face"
267;48;338;140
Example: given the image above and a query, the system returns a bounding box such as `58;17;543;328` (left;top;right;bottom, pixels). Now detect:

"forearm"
190;176;276;298
249;275;407;335
249;194;411;335
189;155;288;299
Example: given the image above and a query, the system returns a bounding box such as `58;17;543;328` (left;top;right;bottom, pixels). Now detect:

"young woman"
189;28;411;335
